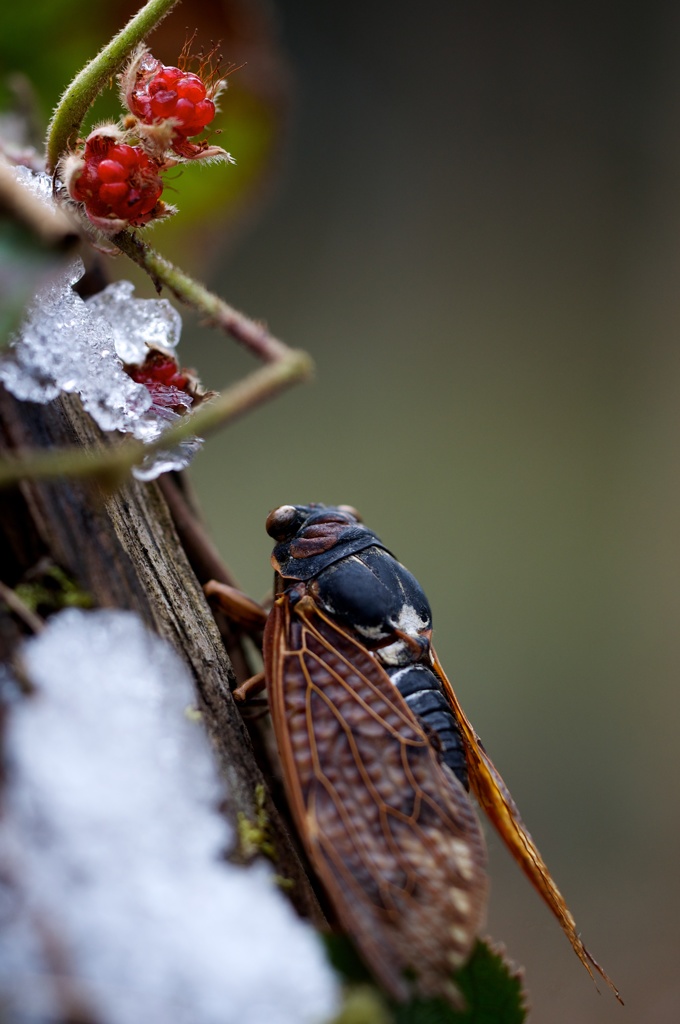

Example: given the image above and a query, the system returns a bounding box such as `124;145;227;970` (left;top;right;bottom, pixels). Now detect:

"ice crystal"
86;280;181;364
0;609;339;1024
0;257;153;432
0;166;202;479
10;164;55;208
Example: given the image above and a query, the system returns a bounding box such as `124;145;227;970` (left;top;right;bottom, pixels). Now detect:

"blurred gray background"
184;2;680;1021
3;0;671;1018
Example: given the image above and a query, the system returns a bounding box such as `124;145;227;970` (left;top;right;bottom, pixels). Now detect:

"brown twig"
0;579;44;634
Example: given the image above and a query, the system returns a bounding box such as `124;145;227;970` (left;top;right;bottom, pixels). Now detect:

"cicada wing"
264;595;488;1005
431;650;622;1002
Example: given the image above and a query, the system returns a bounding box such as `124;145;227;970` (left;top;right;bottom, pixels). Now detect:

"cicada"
207;503;620;1006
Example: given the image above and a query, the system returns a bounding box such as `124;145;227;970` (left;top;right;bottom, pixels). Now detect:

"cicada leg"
204;580;269;632
205;581;271;711
202;579;268;688
232;670;267;703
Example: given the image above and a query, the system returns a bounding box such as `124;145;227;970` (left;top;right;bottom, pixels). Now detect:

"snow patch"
0;609;338;1024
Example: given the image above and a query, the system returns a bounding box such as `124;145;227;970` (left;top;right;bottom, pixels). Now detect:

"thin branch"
112;231;290;362
46;0;180;172
0;159;78;249
0;580;44;634
0;353;312;489
157;475;241;588
0;228;314;488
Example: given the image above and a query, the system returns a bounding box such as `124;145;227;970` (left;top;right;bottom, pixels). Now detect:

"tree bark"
0;384;323;923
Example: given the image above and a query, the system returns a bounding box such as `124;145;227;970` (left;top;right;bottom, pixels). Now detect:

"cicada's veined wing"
264;594;488;1006
430;651;622;1004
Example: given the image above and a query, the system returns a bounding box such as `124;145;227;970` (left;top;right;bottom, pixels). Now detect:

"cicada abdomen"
263;504;488;1005
261;503;621;1006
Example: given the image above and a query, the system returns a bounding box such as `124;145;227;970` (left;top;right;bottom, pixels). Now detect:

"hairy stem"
113;231;290;363
46;0;180;172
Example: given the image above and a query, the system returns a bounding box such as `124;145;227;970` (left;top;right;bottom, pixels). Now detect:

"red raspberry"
129;63;216;140
69;135;163;226
128;352;195;411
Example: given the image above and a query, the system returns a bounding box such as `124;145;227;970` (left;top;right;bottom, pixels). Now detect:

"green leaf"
324;933;375;986
393;941;527;1024
325;936;528;1024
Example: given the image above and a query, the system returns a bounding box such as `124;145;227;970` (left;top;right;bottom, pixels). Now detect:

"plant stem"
45;0;180;172
0;580;45;634
113;231;291;363
1;218;314;489
0;353;313;490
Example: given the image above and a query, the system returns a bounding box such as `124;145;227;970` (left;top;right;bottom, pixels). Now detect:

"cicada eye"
337;504;362;522
266;505;304;540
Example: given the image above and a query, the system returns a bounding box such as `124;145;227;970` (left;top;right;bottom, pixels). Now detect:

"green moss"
236;783;277;861
13;565;92;614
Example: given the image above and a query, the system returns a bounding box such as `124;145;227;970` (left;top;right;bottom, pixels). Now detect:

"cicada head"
266;503;387;582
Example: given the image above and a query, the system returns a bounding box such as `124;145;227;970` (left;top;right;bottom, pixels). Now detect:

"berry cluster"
127;62;216;147
68;132;163;230
61;45;231;234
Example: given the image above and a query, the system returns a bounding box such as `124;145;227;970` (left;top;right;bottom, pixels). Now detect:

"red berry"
128;62;216;140
97;159;126;183
128;352;195;411
69;134;163;227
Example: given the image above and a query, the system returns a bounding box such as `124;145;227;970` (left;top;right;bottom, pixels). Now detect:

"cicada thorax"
269;506;471;789
264;505;489;1004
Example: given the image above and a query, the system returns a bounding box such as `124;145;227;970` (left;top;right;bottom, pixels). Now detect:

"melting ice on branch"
0;166;203;480
0;609;339;1024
